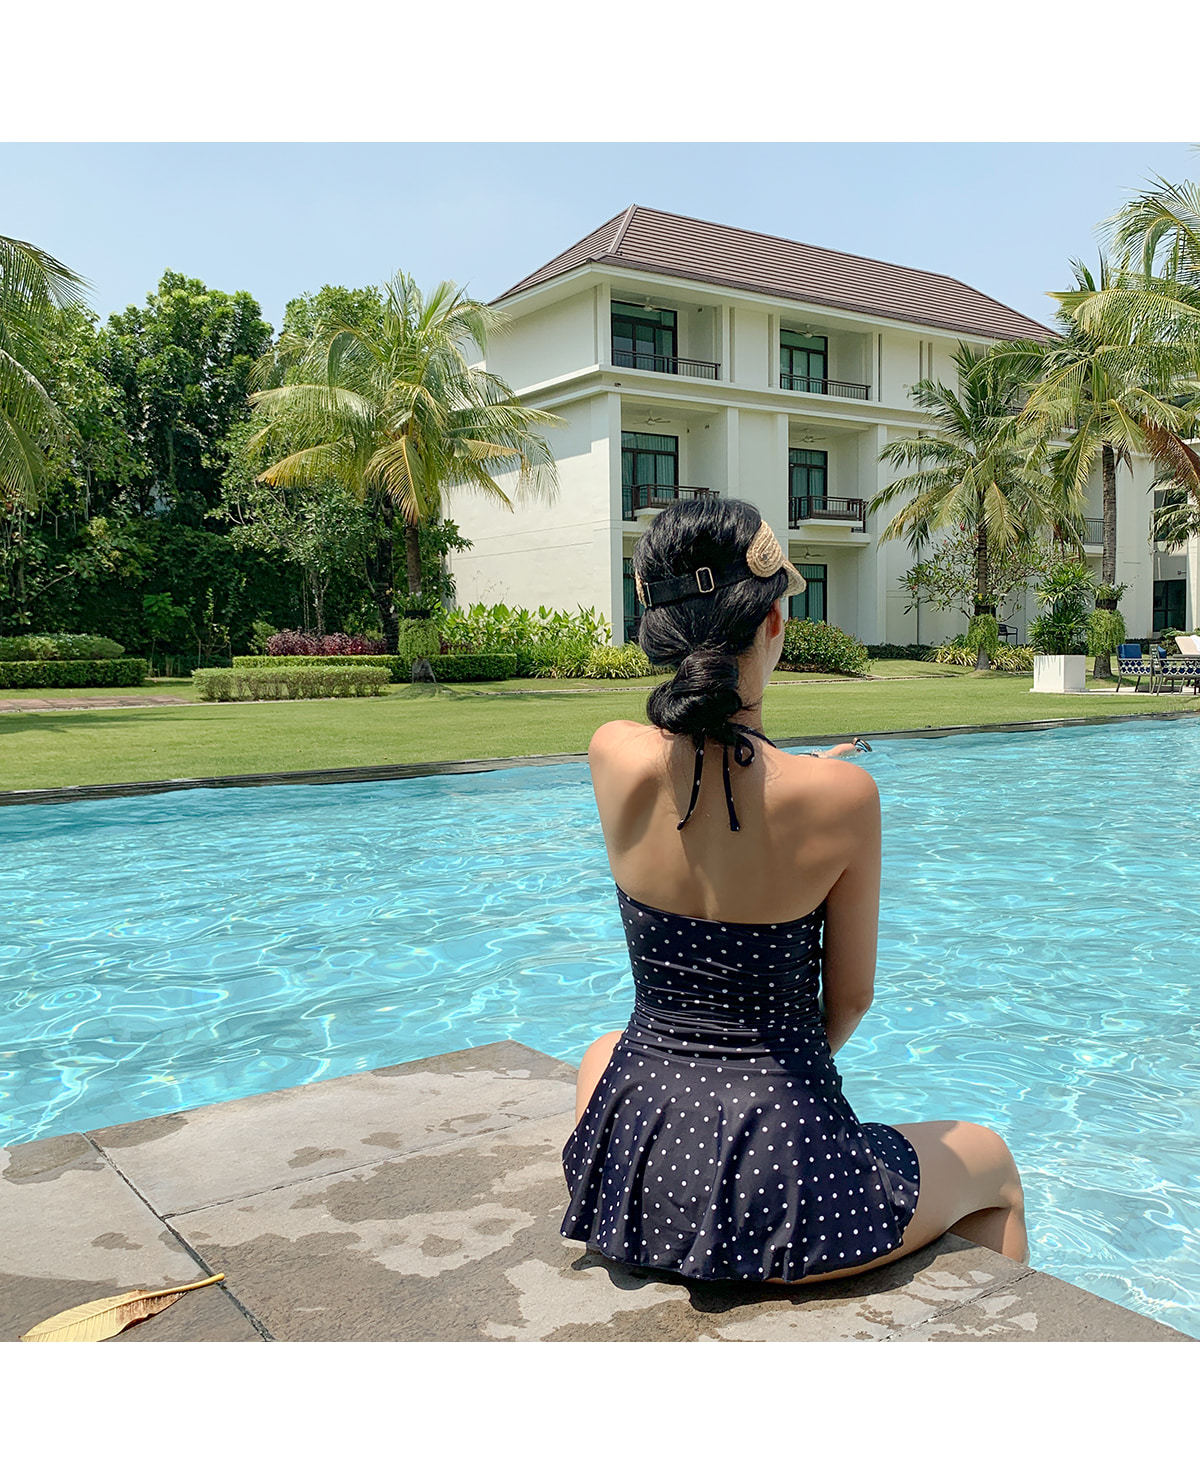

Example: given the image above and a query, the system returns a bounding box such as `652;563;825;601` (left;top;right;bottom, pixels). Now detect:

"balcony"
1083;517;1104;546
613;349;720;381
789;494;866;533
781;373;870;401
626;484;718;518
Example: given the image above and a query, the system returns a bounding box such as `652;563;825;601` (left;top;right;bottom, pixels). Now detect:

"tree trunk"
1095;443;1119;679
974;510;991;671
404;522;422;597
365;529;400;654
1101;443;1117;587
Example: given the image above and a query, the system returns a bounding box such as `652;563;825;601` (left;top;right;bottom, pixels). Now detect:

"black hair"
634;496;788;746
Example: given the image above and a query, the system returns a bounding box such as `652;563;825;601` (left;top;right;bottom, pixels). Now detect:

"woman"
561;497;1027;1283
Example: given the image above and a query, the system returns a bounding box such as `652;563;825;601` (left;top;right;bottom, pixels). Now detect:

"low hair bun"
646;649;742;744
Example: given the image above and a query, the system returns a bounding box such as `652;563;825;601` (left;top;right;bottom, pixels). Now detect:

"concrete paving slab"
0;1133;259;1342
171;1110;1046;1343
92;1040;576;1216
892;1271;1191;1342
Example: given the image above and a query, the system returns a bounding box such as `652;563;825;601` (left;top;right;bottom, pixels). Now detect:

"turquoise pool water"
2;717;1198;1335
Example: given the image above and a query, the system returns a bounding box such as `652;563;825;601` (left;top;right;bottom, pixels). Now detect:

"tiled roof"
494;204;1054;341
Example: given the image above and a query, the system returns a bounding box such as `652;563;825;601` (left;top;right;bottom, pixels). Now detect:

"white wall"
486;294;597;392
448;392;616;623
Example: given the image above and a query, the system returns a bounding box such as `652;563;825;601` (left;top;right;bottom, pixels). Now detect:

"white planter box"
1032;654;1087;693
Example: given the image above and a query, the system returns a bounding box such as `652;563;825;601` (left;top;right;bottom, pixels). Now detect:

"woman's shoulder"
588;719;658;762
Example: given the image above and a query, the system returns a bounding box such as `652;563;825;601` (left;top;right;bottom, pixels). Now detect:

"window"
789;563;827;623
1153;579;1187;632
622;431;678;519
612;302;677;373
781;330;828;392
788;448;828;521
622;556;642;642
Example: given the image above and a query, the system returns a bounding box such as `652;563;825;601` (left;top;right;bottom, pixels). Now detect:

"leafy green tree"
247;272;559;650
900;526;1057;632
100;271;272;522
998;258;1200;675
870;344;1063;670
218;418;376;636
0;234;87;511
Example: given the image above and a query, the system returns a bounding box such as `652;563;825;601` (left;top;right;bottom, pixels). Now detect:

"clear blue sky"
2;142;1196;335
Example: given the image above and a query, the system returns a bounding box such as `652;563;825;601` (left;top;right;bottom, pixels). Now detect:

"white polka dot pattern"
560;886;920;1282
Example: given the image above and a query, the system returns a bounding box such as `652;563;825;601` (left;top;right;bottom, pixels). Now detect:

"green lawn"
2;663;1197;791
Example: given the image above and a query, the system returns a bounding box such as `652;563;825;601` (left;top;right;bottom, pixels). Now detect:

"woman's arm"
819;767;882;1056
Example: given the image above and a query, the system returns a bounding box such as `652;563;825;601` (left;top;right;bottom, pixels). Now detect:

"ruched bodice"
561;885;921;1281
618;887;839;1082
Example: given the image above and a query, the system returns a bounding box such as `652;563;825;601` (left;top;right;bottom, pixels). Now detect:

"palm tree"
998;258;1200;674
248;273;559;650
869;344;1062;670
1108;174;1200;285
0;236;87;508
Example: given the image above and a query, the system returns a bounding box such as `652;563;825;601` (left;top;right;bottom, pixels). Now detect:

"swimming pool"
3;717;1198;1335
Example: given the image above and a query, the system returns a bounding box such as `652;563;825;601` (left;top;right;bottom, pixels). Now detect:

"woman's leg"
574;1030;624;1123
776;1119;1027;1285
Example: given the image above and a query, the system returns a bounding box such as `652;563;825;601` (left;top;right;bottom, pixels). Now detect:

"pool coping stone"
2;708;1196;806
2;1040;1189;1343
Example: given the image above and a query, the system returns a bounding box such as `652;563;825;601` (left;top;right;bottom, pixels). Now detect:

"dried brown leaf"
19;1272;226;1342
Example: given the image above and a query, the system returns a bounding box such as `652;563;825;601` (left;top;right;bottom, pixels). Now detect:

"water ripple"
2;715;1199;1336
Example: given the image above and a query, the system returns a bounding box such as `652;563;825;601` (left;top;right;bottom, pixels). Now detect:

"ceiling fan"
642;414;671;426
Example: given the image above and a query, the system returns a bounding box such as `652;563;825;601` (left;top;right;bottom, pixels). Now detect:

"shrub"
427;652;521;683
530;638;594;679
0;658;149;688
439;603;609;654
193;665;390;702
779;619;869;676
990;645;1035;673
1086;607;1126;659
0;632;125;661
1029;560;1094;655
932;640;1034;671
933;639;976;666
965;613;1000;660
235;653;408;681
583;643;653;680
397;618;440;665
865;643;937;661
265;629;386;656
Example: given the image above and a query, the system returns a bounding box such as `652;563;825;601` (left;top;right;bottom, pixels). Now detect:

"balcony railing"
781;373;870;400
612;349;720;380
1083;517;1104;545
789;495;867;532
625;484;717;519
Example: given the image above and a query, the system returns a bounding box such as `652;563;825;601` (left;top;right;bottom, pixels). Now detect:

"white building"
449;205;1198;646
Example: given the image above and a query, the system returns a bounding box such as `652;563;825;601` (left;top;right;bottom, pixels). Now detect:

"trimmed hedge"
194;665;390;702
865;643;938;661
0;658;149;689
779;619;870;676
427;652;521;683
0;632;125;661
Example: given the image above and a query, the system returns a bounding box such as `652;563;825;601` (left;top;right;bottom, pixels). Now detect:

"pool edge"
2;708;1197;807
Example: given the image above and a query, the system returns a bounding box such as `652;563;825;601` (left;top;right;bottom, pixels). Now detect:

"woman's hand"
809;737;872;760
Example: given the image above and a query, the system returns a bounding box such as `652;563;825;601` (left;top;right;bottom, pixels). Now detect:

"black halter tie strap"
676;723;776;833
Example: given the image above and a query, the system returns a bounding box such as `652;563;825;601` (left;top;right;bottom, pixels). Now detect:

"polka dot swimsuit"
561;885;920;1282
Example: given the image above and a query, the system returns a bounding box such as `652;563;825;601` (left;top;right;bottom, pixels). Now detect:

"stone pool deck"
1;1040;1188;1343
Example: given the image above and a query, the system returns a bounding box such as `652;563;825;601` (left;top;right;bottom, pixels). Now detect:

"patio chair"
1115;643;1154;693
997;622;1020;646
1154;644;1200;695
1174;634;1200;656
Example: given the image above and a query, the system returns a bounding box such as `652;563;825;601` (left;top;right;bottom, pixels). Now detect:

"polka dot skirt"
561;886;920;1282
